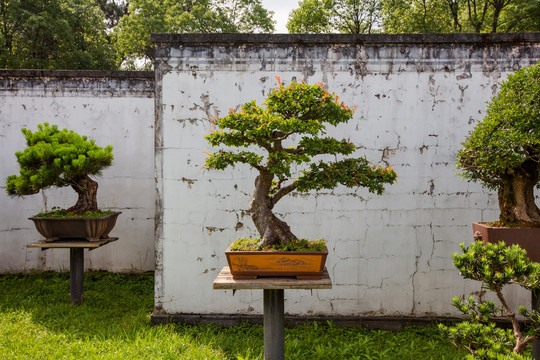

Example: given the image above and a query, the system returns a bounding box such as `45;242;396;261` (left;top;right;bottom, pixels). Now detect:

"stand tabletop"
213;266;332;290
27;237;119;250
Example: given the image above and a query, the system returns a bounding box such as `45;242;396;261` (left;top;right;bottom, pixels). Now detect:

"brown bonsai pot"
472;222;540;262
225;246;328;280
29;211;121;242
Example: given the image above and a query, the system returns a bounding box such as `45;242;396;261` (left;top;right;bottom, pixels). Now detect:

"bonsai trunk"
249;171;298;247
68;176;98;214
498;167;540;224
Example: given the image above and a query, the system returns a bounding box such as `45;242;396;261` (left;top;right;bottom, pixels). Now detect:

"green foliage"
382;0;540;33
381;0;458;33
288;0;540;34
438;321;519;359
230;238;326;251
440;241;540;357
0;0;117;70
113;0;275;69
287;0;333;33
287;0;381;34
6;123;113;197
451;295;499;323
296;158;396;194
456;64;540;191
94;0;129;29
453;241;540;291
205;79;396;195
35;207;114;218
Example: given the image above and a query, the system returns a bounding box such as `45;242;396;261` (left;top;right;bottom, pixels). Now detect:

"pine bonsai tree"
457;64;540;225
439;241;540;357
205;79;397;247
6;123;113;214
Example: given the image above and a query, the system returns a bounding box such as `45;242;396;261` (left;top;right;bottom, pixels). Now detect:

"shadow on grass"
0;271;154;334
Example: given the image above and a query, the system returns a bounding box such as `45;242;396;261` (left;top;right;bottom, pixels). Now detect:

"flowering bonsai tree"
6;123;113;214
439;241;540;357
205;79;397;247
457;64;540;225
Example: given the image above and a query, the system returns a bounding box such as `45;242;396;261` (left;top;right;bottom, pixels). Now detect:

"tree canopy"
205;79;396;246
287;0;381;34
287;0;540;33
2;0;537;70
0;0;117;70
113;0;275;69
0;0;275;70
456;64;540;224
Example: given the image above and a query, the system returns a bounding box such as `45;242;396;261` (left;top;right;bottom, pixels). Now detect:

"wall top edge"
0;69;154;79
151;32;540;45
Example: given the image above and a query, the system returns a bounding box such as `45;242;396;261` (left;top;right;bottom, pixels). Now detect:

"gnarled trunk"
68;175;98;214
250;171;297;247
498;167;540;224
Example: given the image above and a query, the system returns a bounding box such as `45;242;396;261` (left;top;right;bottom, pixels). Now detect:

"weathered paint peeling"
153;33;540;319
0;70;155;274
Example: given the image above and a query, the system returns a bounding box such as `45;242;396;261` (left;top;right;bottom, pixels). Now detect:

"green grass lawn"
0;271;468;359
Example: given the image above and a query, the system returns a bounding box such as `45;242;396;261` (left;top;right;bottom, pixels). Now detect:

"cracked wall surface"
153;33;540;317
0;70;155;273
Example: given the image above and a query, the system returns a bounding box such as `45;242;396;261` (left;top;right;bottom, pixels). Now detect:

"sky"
261;0;300;33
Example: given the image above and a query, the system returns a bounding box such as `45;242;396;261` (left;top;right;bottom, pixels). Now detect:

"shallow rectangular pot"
29;211;121;242
225;246;328;280
473;222;540;262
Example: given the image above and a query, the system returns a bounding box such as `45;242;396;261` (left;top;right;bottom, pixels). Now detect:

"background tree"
287;0;539;34
497;0;540;32
94;0;129;29
456;64;540;225
113;0;275;70
381;0;459;33
6;123;114;214
0;0;117;70
381;0;540;33
205;79;396;247
287;0;381;34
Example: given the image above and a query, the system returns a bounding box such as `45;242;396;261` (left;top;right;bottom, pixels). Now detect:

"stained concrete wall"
153;33;540;319
0;70;155;273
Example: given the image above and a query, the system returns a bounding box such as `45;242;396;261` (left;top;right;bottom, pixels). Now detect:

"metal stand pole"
70;248;84;305
263;289;284;360
533;290;540;359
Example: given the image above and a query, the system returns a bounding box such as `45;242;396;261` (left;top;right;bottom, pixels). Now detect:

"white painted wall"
0;72;155;273
154;34;540;317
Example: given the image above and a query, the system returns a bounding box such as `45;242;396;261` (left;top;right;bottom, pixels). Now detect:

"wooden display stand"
213;266;332;360
27;238;119;305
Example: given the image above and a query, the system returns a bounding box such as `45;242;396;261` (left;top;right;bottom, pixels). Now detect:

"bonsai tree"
205;79;397;247
457;64;540;225
439;241;540;358
6;123;114;214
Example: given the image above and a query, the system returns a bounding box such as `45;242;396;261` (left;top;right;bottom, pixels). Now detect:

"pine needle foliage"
440;241;540;358
6;123;113;213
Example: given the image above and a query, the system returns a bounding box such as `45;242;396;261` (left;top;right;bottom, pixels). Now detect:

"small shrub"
229;238;326;252
440;241;540;358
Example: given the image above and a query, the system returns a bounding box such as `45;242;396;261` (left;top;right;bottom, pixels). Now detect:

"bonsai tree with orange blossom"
205;78;397;248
